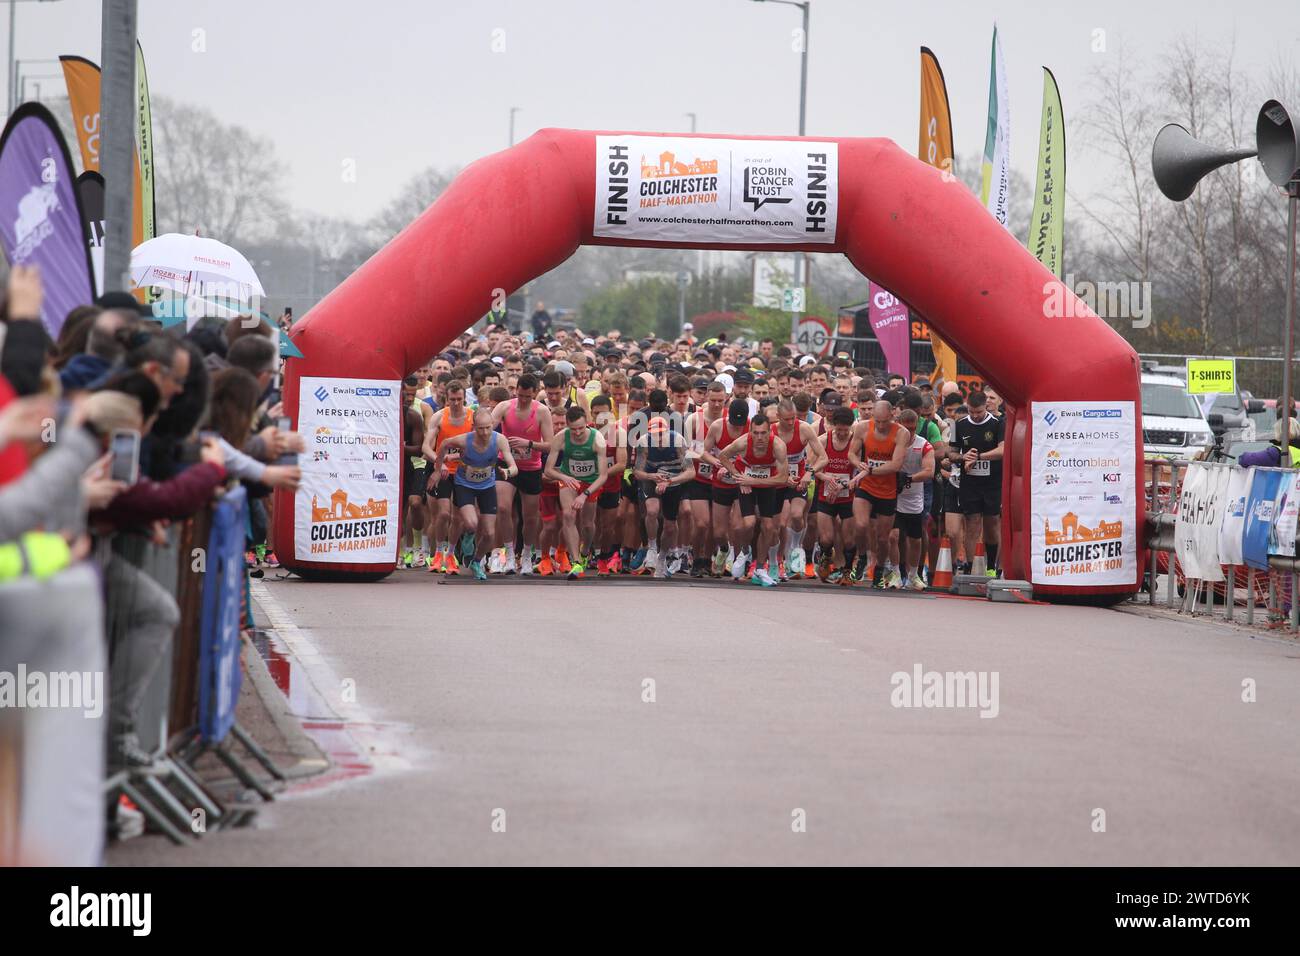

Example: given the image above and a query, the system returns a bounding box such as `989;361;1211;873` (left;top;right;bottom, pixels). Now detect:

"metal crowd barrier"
1143;457;1300;630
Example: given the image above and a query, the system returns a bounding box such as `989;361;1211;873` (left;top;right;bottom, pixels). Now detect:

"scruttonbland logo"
890;663;1000;718
50;886;151;936
0;666;102;718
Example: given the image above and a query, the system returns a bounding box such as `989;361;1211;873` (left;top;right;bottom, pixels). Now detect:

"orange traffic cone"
970;542;988;577
932;537;955;591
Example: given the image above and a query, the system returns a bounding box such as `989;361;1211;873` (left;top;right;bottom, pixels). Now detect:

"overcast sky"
11;0;1299;224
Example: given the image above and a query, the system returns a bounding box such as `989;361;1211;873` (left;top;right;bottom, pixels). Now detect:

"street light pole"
1283;179;1298;454
509;106;520;147
750;0;810;347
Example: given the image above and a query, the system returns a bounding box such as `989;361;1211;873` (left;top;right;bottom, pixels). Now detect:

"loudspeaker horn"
1151;123;1257;202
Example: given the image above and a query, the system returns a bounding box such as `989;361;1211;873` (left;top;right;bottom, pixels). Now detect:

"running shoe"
596;555;610;576
985;567;999;578
690;558;707;578
850;554;869;582
520;548;535;575
671;552;690;576
429;551;445;573
264;550;281;568
411;549;425;569
653;552;669;579
244;549;259;570
751;565;777;587
817;557;834;582
444;554;460;575
254;543;267;564
567;561;585;580
886;567;903;590
471;559;488;581
402;548;414;569
503;549;517;575
488;549;504;574
731;550;750;581
629;547;647;572
789;547;806;578
556;548;573;574
909;572;927;591
805;562;816;578
828;568;845;585
712;549;727;577
777;561;789;582
641;547;659;576
459;533;476;562
537;554;554;576
607;550;623;574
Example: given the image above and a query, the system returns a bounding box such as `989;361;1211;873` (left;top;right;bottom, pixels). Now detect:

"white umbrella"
130;233;266;301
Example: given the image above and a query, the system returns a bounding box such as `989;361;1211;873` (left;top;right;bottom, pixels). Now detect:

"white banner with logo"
295;376;402;564
1031;401;1137;585
1218;467;1251;567
1175;462;1229;582
594;136;838;245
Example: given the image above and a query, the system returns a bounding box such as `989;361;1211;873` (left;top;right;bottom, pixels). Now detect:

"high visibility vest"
1289;445;1300;467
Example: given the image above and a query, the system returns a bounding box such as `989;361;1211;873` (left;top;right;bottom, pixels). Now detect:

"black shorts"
854;488;897;517
432;475;455;500
739;486;784;519
712;484;740;508
509;468;543;496
785;484;809;502
813;499;854;521
453;482;498;515
944;480;962;515
894;510;924;538
683;479;713;501
405;462;429;499
959;478;1001;516
640;481;684;521
597;486;621;510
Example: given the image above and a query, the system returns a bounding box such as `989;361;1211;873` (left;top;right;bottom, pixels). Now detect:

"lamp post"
6;0;64;117
509;106;520;147
750;0;810;346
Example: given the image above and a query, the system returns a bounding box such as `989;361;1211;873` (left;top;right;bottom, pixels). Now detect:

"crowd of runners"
399;324;1006;587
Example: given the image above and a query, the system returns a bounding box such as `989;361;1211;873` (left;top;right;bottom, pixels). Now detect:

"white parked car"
1141;372;1215;459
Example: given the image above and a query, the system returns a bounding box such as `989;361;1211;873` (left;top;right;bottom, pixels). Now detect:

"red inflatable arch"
276;129;1143;597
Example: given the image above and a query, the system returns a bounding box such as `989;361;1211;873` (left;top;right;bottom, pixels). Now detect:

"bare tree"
151;96;289;244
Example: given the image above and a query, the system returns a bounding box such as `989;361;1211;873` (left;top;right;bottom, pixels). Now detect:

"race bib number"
462;464;494;484
746;464;773;480
569;457;597;479
696;460;714;479
788;460;801;479
444;447;461;462
825;476;850;501
868;458;888;472
967;458;992;477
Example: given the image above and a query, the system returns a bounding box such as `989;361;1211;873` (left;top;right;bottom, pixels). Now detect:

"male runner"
401;376;429;568
719;414;790;587
492;372;554;574
894;408;936;590
811;406;858;582
848;399;910;587
591;393;628;575
774;398;826;578
632;397;695;578
701;398;752;577
433;409;519;579
422;381;473;572
543;405;610;579
954;389;1004;575
683;380;726;576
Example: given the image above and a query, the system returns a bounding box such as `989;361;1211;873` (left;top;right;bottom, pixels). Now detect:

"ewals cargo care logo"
1050;407;1124;420
314;386;329;402
1044;410;1058;426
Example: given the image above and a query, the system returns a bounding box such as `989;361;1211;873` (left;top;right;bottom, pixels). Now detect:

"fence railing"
1143;457;1300;630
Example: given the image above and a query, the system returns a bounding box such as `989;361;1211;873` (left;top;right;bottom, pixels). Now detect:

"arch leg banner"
275;130;1142;598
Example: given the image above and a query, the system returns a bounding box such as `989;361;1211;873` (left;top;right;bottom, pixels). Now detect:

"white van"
1141;371;1215;459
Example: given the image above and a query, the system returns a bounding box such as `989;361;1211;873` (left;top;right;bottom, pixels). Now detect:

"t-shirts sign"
1186;358;1235;394
295;377;402;564
1030;401;1137;586
594;136;838;245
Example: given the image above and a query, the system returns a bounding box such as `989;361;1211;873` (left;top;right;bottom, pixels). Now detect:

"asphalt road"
112;573;1300;866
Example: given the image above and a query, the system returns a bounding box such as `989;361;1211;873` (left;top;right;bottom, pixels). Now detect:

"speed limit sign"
794;316;832;357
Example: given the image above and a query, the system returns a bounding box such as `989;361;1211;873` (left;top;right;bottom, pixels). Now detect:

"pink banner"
868;281;910;378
